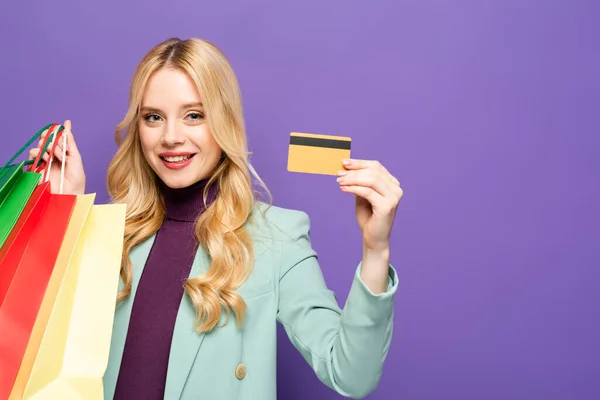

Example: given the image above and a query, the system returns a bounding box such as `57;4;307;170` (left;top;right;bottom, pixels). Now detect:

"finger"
38;129;50;148
383;171;399;188
338;168;396;198
54;144;67;162
343;159;392;177
343;158;399;186
62;120;79;155
340;185;393;210
28;148;39;160
340;184;381;203
342;159;383;171
37;126;59;155
45;122;74;163
341;185;400;216
28;148;49;163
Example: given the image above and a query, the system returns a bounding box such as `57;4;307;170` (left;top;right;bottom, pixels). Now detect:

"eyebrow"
140;102;203;113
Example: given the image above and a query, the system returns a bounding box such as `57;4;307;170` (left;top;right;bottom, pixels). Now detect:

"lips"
158;152;196;169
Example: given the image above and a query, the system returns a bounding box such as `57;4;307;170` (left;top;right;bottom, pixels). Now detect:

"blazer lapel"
164;245;211;400
103;234;156;400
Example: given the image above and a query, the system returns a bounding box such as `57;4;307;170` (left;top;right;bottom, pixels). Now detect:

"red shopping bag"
0;183;51;302
0;124;77;399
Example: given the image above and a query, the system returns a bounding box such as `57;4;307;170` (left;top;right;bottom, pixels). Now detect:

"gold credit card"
287;132;352;176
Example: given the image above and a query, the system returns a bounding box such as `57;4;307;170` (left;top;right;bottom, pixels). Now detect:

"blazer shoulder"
247;201;311;243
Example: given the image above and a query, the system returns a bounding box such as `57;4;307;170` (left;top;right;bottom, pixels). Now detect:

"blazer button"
235;364;246;380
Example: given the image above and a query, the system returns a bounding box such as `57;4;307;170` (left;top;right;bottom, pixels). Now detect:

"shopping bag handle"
0;123;55;176
0;123;68;194
40;125;68;194
27;124;62;173
28;124;68;194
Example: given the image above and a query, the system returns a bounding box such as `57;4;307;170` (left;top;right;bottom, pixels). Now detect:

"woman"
29;37;403;400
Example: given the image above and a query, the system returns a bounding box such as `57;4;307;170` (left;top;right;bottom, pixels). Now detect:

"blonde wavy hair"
106;37;270;333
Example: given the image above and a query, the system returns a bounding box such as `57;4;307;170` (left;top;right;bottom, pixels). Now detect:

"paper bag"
0;187;77;399
21;203;126;399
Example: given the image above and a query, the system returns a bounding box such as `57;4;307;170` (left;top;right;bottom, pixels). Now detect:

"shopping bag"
20;202;126;399
0;191;77;398
0;165;43;250
0;122;57;197
0;162;29;203
0;182;51;303
0;166;41;250
8;193;95;400
0;124;76;399
0;123;62;250
0;122;67;304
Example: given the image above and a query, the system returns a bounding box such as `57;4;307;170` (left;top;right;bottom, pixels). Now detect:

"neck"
160;178;218;222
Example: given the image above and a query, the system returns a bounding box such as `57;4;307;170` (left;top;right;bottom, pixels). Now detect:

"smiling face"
138;67;222;189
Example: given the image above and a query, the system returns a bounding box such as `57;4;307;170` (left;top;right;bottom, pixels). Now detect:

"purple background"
1;1;599;399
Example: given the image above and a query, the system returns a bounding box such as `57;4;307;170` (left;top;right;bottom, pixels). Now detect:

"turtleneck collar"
159;178;218;222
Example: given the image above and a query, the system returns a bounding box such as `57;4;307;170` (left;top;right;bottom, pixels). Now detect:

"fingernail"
336;176;345;183
342;159;352;166
337;170;347;176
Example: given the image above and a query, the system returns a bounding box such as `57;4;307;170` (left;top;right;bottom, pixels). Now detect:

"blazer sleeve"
276;210;398;399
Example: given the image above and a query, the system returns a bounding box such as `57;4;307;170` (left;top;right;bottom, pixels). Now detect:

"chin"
157;174;204;189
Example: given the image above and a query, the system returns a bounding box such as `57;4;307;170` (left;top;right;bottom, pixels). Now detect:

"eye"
186;112;204;121
143;113;163;123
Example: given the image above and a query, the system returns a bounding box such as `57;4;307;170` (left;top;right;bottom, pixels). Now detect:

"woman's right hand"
28;120;86;195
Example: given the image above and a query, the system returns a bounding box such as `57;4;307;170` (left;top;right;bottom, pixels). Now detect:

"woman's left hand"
337;159;403;252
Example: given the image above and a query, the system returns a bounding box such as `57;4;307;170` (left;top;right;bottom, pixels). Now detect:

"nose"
161;120;186;146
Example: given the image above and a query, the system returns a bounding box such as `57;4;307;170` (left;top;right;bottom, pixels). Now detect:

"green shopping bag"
0;164;24;205
0;123;65;249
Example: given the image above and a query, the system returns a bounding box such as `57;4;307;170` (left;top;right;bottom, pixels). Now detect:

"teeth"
162;155;191;162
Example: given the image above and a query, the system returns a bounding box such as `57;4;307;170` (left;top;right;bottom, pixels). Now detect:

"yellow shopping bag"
8;194;95;400
18;202;126;400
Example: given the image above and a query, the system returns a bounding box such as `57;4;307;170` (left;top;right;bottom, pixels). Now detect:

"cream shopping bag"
20;202;126;399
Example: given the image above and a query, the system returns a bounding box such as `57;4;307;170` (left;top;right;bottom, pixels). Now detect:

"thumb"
63;119;81;158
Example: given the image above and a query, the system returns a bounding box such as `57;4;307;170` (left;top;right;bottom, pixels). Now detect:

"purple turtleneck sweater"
113;178;217;400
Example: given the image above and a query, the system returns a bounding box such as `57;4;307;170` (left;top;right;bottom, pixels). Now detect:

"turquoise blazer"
103;204;398;399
